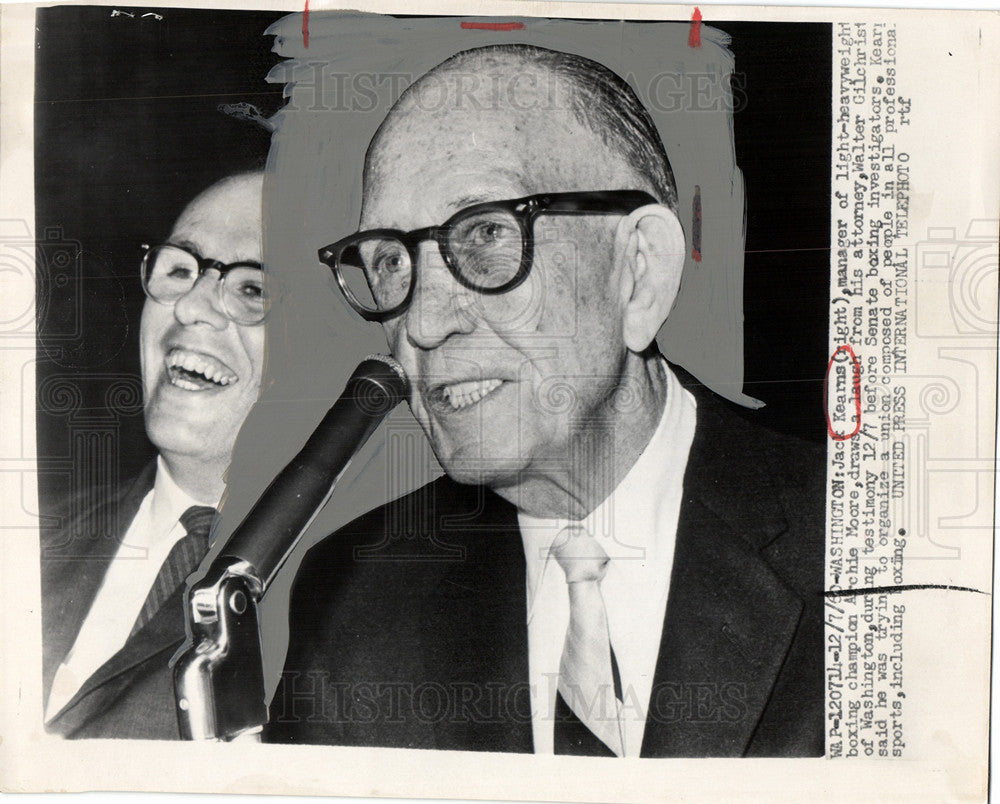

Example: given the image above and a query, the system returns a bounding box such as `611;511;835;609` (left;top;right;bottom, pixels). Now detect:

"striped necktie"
551;524;625;757
129;505;216;637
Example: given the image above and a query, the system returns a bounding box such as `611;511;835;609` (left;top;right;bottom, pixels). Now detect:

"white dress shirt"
518;363;697;756
45;457;217;721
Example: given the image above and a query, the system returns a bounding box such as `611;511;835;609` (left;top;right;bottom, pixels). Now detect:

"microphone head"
355;354;410;412
365;353;408;389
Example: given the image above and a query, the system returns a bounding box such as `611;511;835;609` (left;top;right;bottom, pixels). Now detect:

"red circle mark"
688;8;703;48
824;344;862;440
692;248;702;262
302;0;309;48
461;21;525;31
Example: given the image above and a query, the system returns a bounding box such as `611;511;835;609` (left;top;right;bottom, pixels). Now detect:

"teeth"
173;377;202;391
166;348;238;387
442;379;502;410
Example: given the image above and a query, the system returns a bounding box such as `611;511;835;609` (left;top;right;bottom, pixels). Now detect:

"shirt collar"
147;455;221;549
519;361;694;615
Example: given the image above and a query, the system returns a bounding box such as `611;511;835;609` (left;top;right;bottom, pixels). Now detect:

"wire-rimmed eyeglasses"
318;190;658;322
140;243;267;326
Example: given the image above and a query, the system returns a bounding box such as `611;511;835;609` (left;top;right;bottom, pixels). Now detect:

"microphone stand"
173;557;267;741
172;356;408;740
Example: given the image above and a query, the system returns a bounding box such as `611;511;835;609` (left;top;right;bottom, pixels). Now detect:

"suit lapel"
423;487;533;753
640;389;805;757
46;577;187;737
640;499;803;756
41;462;156;704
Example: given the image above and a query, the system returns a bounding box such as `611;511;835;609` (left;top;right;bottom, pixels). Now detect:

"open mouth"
433;378;504;411
165;348;238;391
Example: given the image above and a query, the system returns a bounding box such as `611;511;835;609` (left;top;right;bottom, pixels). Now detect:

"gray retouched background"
212;12;753;700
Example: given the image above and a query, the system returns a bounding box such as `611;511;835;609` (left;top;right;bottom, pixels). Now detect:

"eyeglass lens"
341;208;524;313
144;245;265;323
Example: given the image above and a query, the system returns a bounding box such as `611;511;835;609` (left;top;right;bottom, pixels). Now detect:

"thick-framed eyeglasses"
319;190;658;322
140;243;267;326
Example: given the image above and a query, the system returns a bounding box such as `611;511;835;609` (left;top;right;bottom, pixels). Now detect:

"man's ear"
613;204;686;353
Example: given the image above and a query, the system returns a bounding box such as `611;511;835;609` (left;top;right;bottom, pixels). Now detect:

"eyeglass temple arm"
538;190;658;214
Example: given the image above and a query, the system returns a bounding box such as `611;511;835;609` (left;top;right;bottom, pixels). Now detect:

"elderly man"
267;45;823;757
42;171;266;739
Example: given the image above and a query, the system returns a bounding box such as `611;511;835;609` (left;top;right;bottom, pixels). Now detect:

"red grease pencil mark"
688;8;702;48
691;184;702;262
461;21;525;31
824;345;862;440
302;0;309;48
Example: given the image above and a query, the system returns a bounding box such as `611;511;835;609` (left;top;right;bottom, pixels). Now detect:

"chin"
146;418;228;464
435;439;528;490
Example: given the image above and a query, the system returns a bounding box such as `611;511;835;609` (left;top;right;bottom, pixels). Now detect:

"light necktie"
551;524;625;757
129;505;216;638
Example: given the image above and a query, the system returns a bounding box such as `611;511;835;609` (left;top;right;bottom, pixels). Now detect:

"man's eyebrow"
448;188;527;212
445;169;529;212
449;194;494;210
164;238;261;266
167;237;200;254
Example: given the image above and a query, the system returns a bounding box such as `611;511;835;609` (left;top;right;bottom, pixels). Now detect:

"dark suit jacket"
265;383;825;756
41;461;189;739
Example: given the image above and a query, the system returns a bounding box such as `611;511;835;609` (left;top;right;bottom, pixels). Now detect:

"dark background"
721;22;832;440
35;9;830;511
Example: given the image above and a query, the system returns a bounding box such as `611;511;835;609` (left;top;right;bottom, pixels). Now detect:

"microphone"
174;354;408;740
218;353;409;589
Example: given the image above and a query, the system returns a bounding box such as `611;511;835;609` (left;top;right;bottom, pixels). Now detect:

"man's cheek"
534;249;584;340
478;267;547;337
139;346;161;399
382;322;407;358
139;308;169;385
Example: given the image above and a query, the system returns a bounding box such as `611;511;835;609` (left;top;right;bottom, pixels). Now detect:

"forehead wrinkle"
364;130;537;228
371;101;584;181
170;215;259;260
366;57;565;173
165;237;202;255
444;167;534;209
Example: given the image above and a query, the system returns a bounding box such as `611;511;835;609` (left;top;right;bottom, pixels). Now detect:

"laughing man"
42;171;267;738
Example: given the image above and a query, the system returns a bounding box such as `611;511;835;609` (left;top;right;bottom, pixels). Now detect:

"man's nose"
173;270;231;329
402;242;476;350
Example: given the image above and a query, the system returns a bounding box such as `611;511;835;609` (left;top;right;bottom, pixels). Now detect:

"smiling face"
362;61;654;508
140;173;265;487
